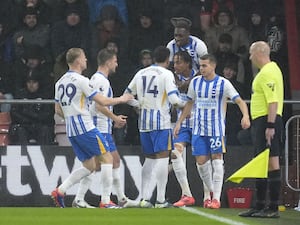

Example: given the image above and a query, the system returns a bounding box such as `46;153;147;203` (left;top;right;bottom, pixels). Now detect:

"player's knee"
171;149;182;160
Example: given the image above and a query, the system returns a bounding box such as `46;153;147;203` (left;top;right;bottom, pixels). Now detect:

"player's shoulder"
90;73;108;83
166;39;176;48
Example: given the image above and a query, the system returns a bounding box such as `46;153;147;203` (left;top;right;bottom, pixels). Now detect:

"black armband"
267;122;275;128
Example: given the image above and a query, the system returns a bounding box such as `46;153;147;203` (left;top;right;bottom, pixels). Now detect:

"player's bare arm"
93;92;133;106
235;97;251;129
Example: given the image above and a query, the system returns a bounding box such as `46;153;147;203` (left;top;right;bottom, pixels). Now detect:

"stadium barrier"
0;145;254;207
285;115;300;211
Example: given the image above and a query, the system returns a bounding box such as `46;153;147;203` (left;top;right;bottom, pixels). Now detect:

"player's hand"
114;115;127;128
265;128;275;146
120;93;134;103
241;116;250;129
173;122;181;138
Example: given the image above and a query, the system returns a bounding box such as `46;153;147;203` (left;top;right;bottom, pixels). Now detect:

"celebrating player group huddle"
50;41;250;209
50;17;283;218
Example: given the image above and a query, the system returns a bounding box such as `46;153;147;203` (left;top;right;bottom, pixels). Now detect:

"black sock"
268;170;281;211
255;178;267;210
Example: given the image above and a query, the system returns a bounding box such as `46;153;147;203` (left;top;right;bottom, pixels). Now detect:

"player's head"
66;48;87;71
249;41;270;68
173;51;192;76
171;17;192;47
153;46;170;65
97;48;118;74
199;54;217;79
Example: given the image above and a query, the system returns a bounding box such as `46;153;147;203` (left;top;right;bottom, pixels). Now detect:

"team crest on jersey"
89;84;94;88
211;88;216;97
266;83;275;91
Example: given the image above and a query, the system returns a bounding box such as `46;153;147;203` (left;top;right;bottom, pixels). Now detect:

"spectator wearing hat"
213;33;245;84
50;0;89;25
12;44;53;95
129;9;163;67
88;0;128;26
12;6;51;61
166;17;208;72
9;71;55;145
51;5;91;80
17;0;52;26
204;7;249;61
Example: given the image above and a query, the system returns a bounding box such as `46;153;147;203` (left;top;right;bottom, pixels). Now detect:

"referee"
239;41;284;218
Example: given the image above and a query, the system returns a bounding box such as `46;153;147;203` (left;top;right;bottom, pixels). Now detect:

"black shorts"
251;115;284;157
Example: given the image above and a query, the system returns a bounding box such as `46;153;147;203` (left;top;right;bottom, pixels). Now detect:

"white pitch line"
181;207;249;225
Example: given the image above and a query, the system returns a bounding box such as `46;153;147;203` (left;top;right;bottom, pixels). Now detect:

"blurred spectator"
12;45;53;95
51;0;89;24
0;51;14;112
51;6;91;80
222;62;247;145
211;0;234;18
213;33;245;84
12;6;51;61
88;0;128;26
166;17;208;72
138;49;153;69
129;9;163;66
17;0;52;26
0;0;20;33
0;20;14;63
247;7;267;44
9;72;54;145
266;11;287;63
90;5;128;70
190;0;214;38
204;7;249;60
126;0;164;31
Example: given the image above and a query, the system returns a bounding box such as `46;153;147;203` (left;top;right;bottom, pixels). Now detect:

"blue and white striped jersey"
167;35;208;72
187;75;240;136
126;65;182;131
176;69;197;128
89;72;113;134
54;71;97;137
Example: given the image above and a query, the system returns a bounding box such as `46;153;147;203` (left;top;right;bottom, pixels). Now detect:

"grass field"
0;207;299;225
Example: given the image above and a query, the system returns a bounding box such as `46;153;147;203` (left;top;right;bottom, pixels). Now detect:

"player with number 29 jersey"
54;71;97;137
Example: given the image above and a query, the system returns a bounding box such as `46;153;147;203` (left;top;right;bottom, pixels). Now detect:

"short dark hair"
153;46;170;63
200;54;217;64
97;48;116;66
174;51;192;69
170;17;192;31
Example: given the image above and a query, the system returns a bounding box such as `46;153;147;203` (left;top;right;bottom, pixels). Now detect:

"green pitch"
0;207;299;225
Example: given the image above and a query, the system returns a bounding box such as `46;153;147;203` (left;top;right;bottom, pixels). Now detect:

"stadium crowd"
0;0;288;146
